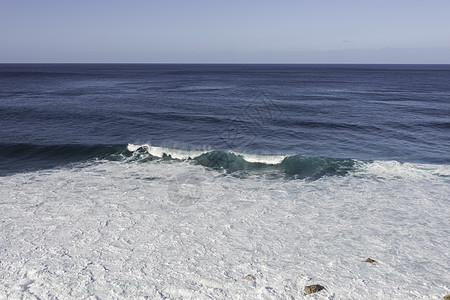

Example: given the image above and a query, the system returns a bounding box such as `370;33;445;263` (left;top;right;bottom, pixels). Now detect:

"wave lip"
127;143;356;180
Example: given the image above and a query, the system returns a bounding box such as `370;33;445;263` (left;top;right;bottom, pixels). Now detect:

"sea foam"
0;158;448;298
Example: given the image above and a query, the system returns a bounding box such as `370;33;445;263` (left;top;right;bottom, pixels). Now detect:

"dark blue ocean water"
1;64;449;176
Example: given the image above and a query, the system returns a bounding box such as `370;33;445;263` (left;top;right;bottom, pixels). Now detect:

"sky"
1;0;450;63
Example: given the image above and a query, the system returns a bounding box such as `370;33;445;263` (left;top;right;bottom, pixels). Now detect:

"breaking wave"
126;143;357;180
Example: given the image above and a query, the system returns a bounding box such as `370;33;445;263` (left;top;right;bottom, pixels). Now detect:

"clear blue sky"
1;0;449;63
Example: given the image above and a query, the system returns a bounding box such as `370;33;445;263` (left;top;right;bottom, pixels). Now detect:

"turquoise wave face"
193;151;356;180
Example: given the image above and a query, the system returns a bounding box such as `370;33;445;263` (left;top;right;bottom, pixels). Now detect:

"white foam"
0;160;448;299
127;143;208;160
128;143;287;164
231;151;286;164
359;160;450;180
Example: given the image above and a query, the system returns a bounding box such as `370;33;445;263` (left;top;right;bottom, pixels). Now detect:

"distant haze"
1;0;449;63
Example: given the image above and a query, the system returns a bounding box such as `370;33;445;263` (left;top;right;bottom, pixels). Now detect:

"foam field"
0;159;449;299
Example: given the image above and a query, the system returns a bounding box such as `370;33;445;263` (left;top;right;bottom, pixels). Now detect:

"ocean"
0;64;449;299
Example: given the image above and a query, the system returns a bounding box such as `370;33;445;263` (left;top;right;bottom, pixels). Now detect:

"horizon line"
2;62;450;65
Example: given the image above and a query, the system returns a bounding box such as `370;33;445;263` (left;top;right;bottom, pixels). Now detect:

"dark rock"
243;274;256;282
304;284;325;294
365;258;376;263
442;295;450;300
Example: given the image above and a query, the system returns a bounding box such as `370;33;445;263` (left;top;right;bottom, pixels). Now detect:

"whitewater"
1;146;449;299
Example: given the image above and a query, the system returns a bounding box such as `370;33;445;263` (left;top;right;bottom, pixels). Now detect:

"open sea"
0;64;449;299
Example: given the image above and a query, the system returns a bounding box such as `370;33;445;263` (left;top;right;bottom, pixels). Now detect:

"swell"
0;143;125;176
0;142;356;179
